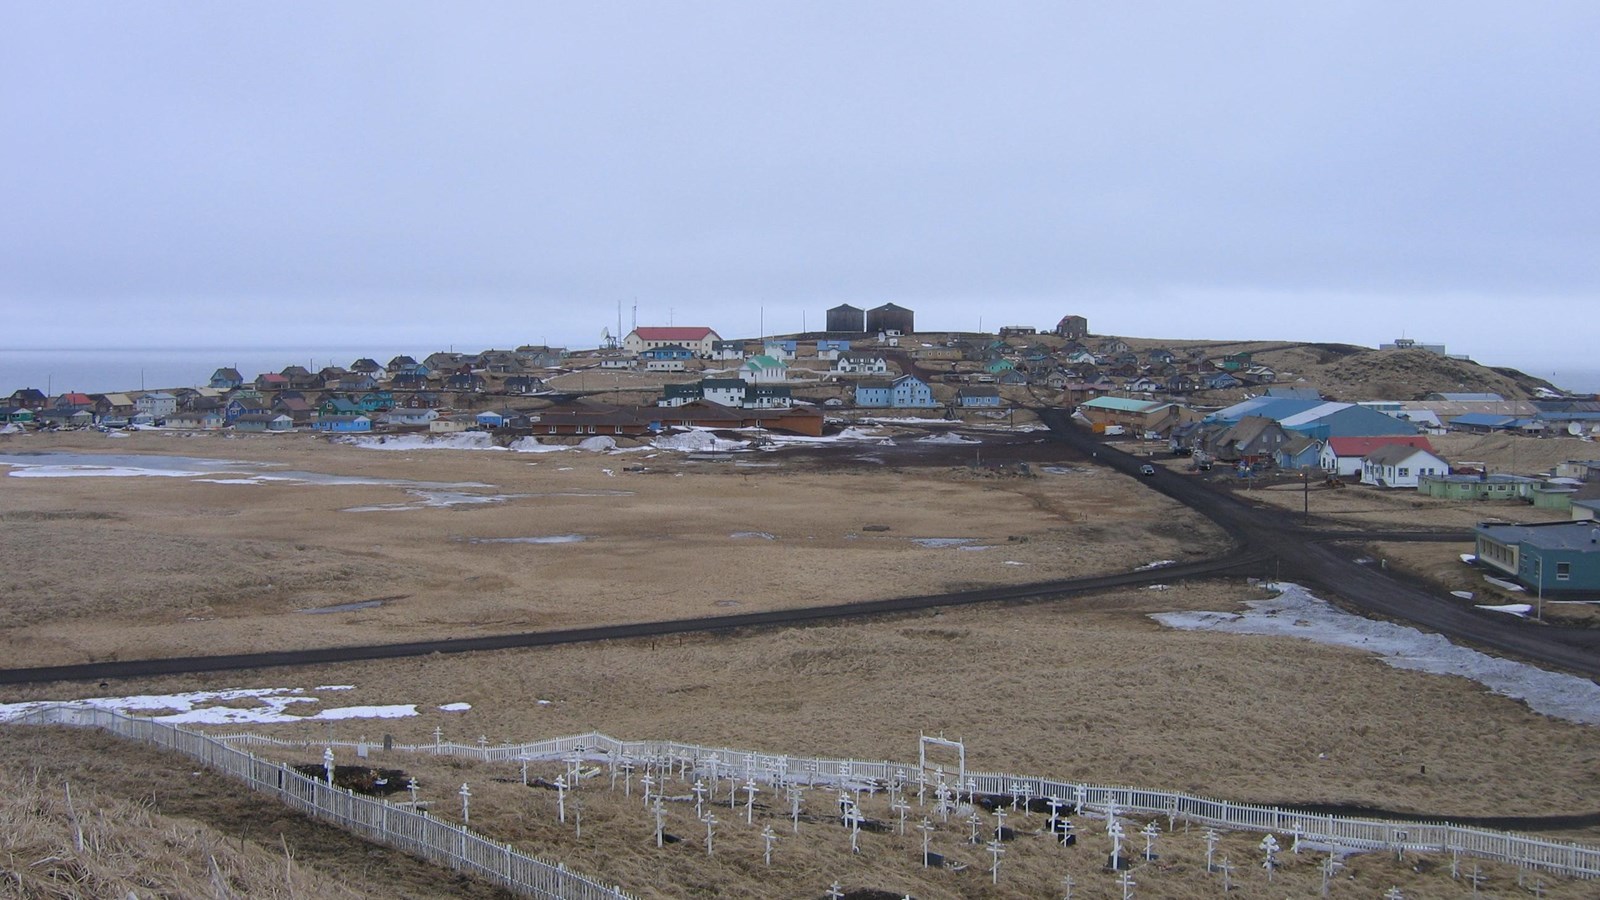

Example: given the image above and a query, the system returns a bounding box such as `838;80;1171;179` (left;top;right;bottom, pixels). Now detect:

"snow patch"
439;702;472;712
346;433;505;452
0;686;418;725
1152;583;1600;726
653;430;751;453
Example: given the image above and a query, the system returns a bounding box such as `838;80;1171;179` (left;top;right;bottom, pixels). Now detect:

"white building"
1360;445;1451;488
623;327;721;357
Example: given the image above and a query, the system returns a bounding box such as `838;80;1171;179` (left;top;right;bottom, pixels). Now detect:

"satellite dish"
1570;422;1583;436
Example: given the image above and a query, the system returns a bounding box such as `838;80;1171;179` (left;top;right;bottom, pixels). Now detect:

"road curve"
1035;408;1600;680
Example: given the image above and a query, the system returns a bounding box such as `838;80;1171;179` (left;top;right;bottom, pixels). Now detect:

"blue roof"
1208;397;1321;423
1451;413;1517;428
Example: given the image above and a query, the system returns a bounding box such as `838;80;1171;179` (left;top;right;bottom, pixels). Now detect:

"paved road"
1035;408;1600;679
0;548;1268;685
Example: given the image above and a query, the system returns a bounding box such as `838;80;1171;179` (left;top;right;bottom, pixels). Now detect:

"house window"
1556;562;1571;581
1399;468;1409;477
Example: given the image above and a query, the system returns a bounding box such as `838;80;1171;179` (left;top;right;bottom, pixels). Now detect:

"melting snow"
731;531;778;540
1152;583;1600;726
912;538;977;548
0;686;418;725
439;702;472;712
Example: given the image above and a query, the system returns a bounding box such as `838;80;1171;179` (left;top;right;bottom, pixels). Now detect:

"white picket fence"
216;728;1600;881
13;706;634;900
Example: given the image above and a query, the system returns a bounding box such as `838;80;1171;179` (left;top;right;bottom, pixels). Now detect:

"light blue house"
311;414;371;433
891;375;936;408
640;344;695;361
958;386;1002;408
854;379;894;408
816;339;851;360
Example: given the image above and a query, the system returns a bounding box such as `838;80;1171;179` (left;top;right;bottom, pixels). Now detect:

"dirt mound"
1324;348;1543;400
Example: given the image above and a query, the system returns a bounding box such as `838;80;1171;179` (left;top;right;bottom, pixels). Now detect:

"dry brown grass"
1239;477;1571;530
0;741;368;899
0;429;1217;667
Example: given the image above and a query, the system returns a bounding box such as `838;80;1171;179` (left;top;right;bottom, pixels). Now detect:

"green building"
1474;521;1600;598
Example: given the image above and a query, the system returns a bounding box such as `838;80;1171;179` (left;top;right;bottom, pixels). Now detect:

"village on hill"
6;303;1600;602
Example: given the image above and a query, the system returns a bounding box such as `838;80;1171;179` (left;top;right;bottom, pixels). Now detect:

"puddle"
464;534;588;545
912;538;978;548
731;531;777;540
714;599;741;607
345;490;525;512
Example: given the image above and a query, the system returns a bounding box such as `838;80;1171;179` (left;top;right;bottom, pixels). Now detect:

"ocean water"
0;347;413;395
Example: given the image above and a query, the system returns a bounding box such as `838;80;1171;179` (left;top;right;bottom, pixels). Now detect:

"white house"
833;352;888;375
134;391;178;418
701;378;747;406
1360;444;1451;488
1321;436;1437;477
742;355;788;384
644;358;686;372
711;340;747;361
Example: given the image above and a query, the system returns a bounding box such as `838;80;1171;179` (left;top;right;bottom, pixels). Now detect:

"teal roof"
1080;396;1161;413
745;355;786;370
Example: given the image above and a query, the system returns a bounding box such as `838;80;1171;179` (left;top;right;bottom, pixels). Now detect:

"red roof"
633;327;715;341
1326;435;1434;458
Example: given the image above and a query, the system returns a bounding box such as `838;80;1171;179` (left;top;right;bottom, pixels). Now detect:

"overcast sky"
2;2;1595;378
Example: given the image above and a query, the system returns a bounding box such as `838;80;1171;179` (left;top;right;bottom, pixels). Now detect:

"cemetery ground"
4;583;1599;897
3;428;1599;896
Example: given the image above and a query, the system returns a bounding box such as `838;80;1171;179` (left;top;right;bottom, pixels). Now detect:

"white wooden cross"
652;796;665;848
845;804;863;853
1117;869;1135;899
1141;820;1159;860
622;757;635;798
1383;889;1404;900
702;812;717;856
640;772;655;806
917;817;934;867
935;779;952;822
1057;818;1075;847
1108;819;1126;866
519;754;530;787
965;776;978;805
1061;873;1075;899
692;778;706;818
1104;797;1119;832
825;882;844;900
1047;795;1065;832
1010;780;1025;812
1260;834;1280;881
890;795;910;835
323;746;335;787
1467;863;1485;895
1320;852;1342;897
1219;855;1233;892
987;838;1005;884
994;807;1008;841
554;774;568;824
761;824;776;866
564;750;581;783
966;811;982;845
743;778;759;824
573;797;582;839
407;777;419;806
432;725;443;748
914;769;927;806
1204;827;1219;871
787;784;803;833
458;782;471;825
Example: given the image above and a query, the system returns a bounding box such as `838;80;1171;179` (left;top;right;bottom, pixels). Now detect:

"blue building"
891;375;936;408
311;414;371;433
854;379;894;408
1475;521;1600;598
958;386;1002;408
639;344;695;361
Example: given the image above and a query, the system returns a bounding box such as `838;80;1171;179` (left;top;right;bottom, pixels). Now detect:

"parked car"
1140;464;1157;476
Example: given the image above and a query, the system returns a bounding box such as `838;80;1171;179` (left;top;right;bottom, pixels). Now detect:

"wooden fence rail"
212;727;1600;881
14;706;634;900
